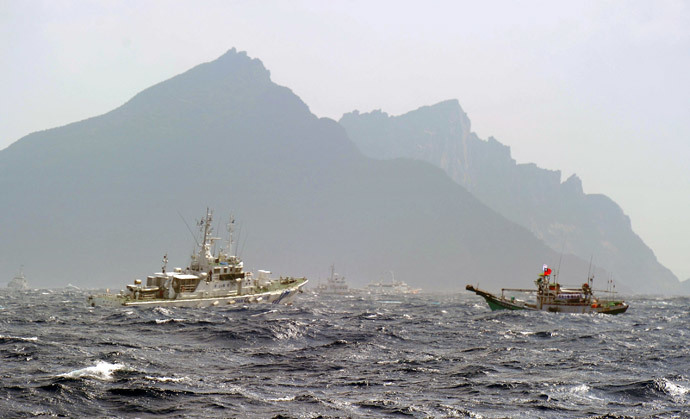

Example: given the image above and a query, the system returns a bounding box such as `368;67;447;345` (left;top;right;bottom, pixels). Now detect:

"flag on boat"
542;264;552;275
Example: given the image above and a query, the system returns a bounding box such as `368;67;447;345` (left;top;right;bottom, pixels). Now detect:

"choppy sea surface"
0;288;688;418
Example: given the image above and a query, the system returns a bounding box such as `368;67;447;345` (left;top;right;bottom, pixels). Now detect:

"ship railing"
500;288;536;298
501;288;536;292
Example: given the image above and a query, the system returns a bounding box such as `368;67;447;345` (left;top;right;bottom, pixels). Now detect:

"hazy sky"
2;0;689;281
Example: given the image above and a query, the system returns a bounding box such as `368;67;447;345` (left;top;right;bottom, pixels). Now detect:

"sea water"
0;288;687;417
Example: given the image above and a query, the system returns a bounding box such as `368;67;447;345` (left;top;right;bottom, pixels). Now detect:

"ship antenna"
224;215;235;255
178;210;200;248
213;217;222;256
234;222;243;256
239;234;248;259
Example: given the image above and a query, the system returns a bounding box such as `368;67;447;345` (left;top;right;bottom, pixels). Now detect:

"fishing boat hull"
466;285;628;315
467;285;534;311
89;280;308;308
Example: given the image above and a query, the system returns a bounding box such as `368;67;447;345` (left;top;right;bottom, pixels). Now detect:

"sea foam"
59;361;125;381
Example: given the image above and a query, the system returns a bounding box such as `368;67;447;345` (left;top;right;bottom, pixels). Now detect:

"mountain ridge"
340;101;679;293
0;50;630;292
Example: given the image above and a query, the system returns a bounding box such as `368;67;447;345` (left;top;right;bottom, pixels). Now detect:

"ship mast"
199;208;213;263
223;215;235;257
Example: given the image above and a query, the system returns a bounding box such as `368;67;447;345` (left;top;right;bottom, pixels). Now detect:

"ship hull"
483;295;531;311
89;280;307;308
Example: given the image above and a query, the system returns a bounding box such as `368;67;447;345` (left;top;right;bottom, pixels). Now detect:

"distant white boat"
7;267;29;290
367;271;420;295
315;265;351;295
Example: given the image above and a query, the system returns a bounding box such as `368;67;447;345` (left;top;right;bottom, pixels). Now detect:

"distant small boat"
7;267;29;290
466;265;628;315
367;271;420;295
315;265;351;295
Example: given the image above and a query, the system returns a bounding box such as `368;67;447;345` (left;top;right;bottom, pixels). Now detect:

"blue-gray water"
0;289;688;418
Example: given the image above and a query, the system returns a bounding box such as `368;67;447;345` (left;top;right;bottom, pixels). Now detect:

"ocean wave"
596;378;690;403
357;399;419;416
107;386;194;398
58;361;126;381
0;334;38;343
0;292;687;417
451;364;497;378
154;318;186;324
144;375;187;383
152;307;174;316
657;378;689;399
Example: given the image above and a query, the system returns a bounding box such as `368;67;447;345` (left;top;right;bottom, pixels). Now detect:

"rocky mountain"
340;100;679;294
0;49;600;291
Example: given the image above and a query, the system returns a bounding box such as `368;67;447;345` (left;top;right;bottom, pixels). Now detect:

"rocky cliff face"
1;50;589;290
340;100;679;294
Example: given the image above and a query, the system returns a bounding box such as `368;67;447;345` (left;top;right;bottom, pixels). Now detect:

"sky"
2;0;689;281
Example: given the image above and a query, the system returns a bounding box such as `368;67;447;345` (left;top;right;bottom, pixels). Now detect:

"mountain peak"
428;98;463;112
400;99;471;133
211;47;272;81
562;174;584;195
110;48;318;129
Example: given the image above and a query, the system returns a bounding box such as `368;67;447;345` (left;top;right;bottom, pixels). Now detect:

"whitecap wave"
153;307;173;316
0;334;38;342
266;395;296;402
154;318;185;324
570;384;590;394
659;378;689;398
145;375;186;383
59;361;125;381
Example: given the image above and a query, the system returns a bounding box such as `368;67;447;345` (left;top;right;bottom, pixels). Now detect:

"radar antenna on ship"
223;215;235;257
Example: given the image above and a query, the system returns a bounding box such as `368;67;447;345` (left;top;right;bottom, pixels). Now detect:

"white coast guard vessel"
88;209;308;308
7;266;29;290
366;271;420;295
315;265;350;295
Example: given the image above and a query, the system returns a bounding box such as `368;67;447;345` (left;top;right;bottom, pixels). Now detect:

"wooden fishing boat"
466;265;628;315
